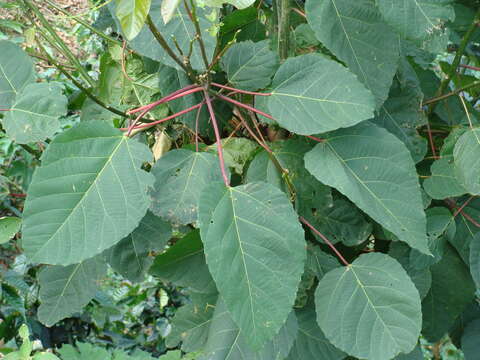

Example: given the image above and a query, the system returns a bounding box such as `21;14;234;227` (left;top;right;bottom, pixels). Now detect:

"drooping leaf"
305;0;400;107
166;292;217;352
315;253;422;360
106;211;171;282
115;0;151;40
38;256;107;327
268;53;375;135
198;298;298;360
3;82;67;144
305;122;429;254
150;230;217;295
220;40;279;91
150;149;227;225
454;128;480;195
22;121;154;265
377;0;455;42
461;318;480;360
198;182;306;349
0;40;35;108
423;157;467;199
125;2;216;70
286;299;345;360
421;243;476;342
0;217;21;244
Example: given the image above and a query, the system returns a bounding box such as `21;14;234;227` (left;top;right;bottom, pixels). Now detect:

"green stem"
277;0;290;60
432;8;480;112
22;0;96;88
146;15;197;83
36;40;128;118
44;0;122;47
186;0;210;72
423;80;480;106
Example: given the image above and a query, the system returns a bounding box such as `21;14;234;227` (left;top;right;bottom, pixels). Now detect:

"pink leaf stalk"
216;94;275;121
211;82;272;96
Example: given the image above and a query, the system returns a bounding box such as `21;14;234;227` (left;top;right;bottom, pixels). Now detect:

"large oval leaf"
22;121;154;265
0;40;35;108
315;253;422;360
305;0;399;107
3;82;67;144
268;53;375;135
198;182;306;349
454;128;480;195
38;255;107;327
304;122;429;254
115;0;152;40
150;149;227;225
423;157;467;200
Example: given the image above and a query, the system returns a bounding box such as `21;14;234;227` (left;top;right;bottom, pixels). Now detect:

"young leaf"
220;40;279;91
37;256;107;327
161;0;182;24
150;149;227;225
423;157;467;199
454;128;480;195
315;253;422;360
0;40;35;108
22;121;154;265
268;53;375;135
286;299;346;360
126;2;216;70
105;211;171;282
305;0;399;108
0;217;21;244
377;0;455;42
198;298;298;360
114;0;152;40
198;182;306;349
3;82;67;144
304;122;429;254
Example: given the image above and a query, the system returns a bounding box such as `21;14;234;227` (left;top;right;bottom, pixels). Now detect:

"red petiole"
211;83;272;96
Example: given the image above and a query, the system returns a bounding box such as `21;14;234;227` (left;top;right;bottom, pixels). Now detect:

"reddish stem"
203;89;230;187
459;64;480;72
211;83;272;96
127;108;150;136
195;101;205;152
453;196;474;218
10;193;26;198
235;109;272;153
425;121;438;159
127;85;201;114
0;109;10;111
121;103;203;131
299;216;350;266
305;135;325;143
216;94;275;121
292;7;306;18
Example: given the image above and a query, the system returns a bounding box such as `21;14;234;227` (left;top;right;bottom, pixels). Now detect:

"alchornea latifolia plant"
2;0;480;359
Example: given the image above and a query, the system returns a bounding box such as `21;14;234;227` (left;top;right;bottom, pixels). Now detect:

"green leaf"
423;157;467;199
38;255;107;327
377;0;455;42
454;128;480;195
166;292;217;352
304;122;429;254
126;2;216;70
198;182;306;349
421;243;476;342
161;0;182;24
461;319;480;360
150;149;227;225
469;232;480;289
202;0;255;9
207;138;258;175
198;298;298;360
0;40;35;108
114;0;151;40
286;299;345;360
394;345;424;360
268;53;375;135
150;230;217;294
57;343;111;360
106;211;171;282
315;253;422;360
0;217;21;244
3;82;67;144
220;40;279;91
22;121;154;265
305;0;399;107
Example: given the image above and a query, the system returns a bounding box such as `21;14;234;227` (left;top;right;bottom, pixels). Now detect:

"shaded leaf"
3;82;67;144
461;318;480;360
306;0;399;107
268;53;375;135
38;256;107;326
423;157;467;199
315;253;422;360
305;122;429;254
454;128;480;195
22;121;154;265
468;232;480;289
198;182;306;349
